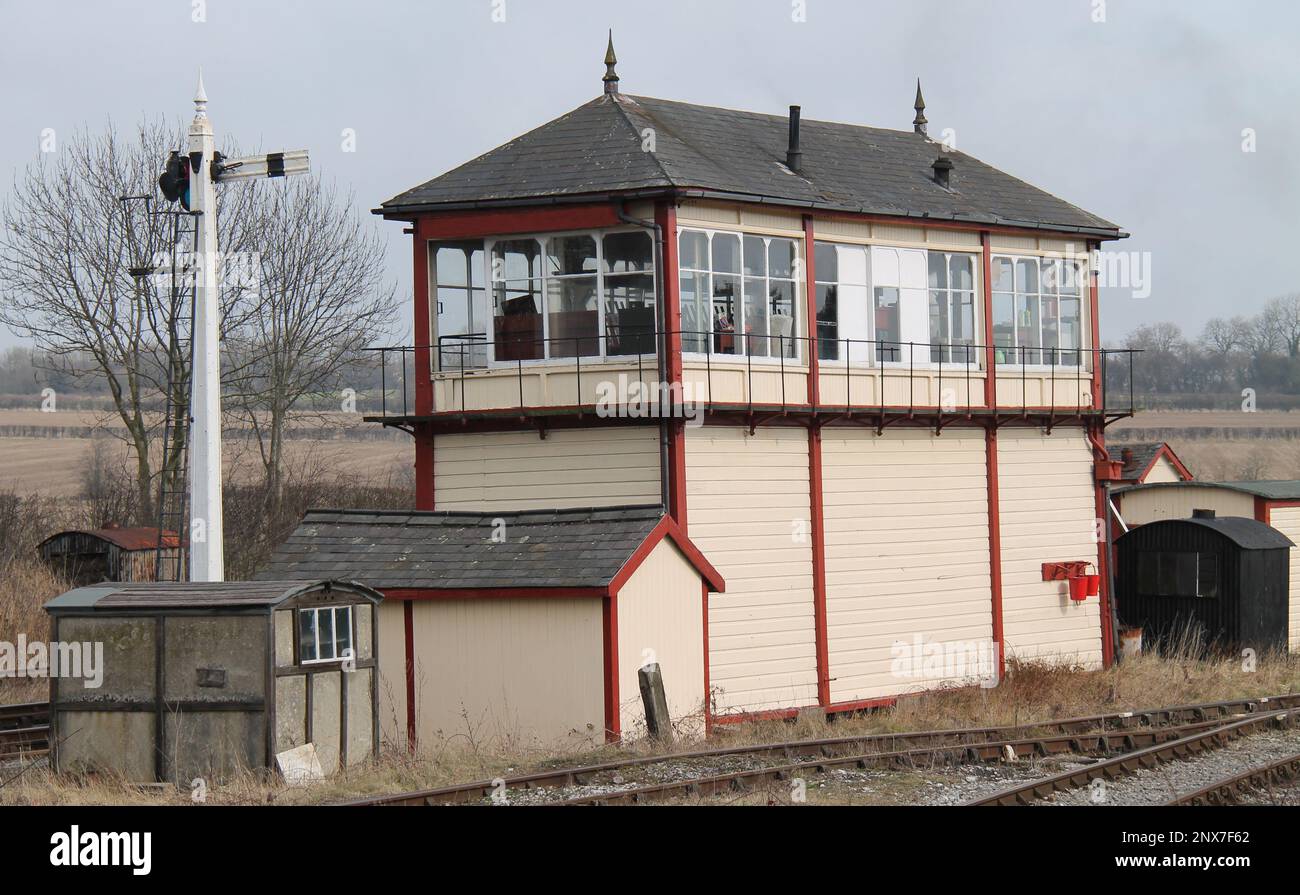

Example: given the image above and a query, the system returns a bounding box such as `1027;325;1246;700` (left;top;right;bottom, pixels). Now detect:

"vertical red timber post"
412;226;435;511
1088;239;1116;667
804;216;830;708
406;224;434;751
980;232;1006;679
656;201;687;527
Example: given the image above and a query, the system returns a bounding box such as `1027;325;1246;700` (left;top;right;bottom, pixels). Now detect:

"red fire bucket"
1068;576;1089;602
1085;574;1101;598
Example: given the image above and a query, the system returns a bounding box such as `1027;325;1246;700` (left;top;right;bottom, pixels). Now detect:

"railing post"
379;348;387;418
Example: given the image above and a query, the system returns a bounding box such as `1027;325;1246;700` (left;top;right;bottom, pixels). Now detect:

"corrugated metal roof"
43;580;382;612
256;505;670;590
40;527;182;551
380;93;1123;237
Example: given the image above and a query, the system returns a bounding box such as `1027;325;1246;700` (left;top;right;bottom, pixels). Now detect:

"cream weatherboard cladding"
821;429;993;703
409;598;606;748
375;600;408;746
1264;507;1300;652
997;431;1103;665
1118;486;1255;526
685;426;818;714
433;428;660;510
1142;456;1184;484
616;538;707;736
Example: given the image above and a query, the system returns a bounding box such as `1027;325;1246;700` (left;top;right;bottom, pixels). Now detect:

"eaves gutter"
376;186;1126;240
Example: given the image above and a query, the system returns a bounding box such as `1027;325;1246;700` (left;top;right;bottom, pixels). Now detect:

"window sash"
299;606;355;665
991;254;1085;368
481;229;656;366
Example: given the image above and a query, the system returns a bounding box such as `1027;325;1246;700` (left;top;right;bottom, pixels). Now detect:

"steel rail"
551;718;1234;807
0;701;50;762
966;708;1300;806
339;692;1300;806
1165;751;1300;806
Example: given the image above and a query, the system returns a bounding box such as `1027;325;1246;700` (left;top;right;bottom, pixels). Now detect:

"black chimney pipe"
786;105;802;172
932;155;954;189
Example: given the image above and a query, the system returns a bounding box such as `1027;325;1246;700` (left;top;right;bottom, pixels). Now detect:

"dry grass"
6;649;1299;805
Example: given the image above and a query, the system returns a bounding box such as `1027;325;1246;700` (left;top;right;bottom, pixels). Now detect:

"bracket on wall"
534;419;549;441
1042;560;1090;582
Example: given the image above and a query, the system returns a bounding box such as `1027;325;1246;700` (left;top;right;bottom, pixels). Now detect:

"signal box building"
362;41;1137;742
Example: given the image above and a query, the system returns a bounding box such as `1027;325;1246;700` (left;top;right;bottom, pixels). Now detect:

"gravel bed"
1042;728;1300;806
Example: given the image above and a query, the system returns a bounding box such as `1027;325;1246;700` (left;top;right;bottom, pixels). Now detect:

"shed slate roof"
256;505;716;592
43;580;381;612
1111;443;1165;482
1122;517;1295;551
380;93;1123;237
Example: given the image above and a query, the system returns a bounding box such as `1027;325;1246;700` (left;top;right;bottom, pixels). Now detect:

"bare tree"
0;120;258;521
223;177;396;513
1262;293;1300;358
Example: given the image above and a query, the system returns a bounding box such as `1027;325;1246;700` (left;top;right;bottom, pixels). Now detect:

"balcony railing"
363;330;1138;425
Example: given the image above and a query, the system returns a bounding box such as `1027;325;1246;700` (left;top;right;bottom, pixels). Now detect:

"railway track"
342;692;1300;807
0;701;50;762
966;708;1300;806
1165;751;1300;806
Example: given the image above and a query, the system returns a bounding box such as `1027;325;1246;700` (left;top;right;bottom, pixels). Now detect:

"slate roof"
380;93;1123;237
44;580;382;613
256;505;686;591
1110;443;1167;482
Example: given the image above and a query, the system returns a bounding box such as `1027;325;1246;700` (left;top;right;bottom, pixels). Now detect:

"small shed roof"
1116;479;1300;501
1109;442;1193;483
40;527;182;551
1120;516;1295;551
44;580;383;613
256;505;725;594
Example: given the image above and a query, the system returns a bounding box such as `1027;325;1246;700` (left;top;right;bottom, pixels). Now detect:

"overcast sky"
2;0;1296;349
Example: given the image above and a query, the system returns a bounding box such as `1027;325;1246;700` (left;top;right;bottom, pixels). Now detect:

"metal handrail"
362;332;1139;423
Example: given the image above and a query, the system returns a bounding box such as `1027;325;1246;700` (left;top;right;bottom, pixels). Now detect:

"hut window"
991;254;1083;368
1137;551;1219;598
298;606;355;664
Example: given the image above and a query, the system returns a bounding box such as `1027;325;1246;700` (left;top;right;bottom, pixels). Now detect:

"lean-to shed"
39;527;182;585
259;505;725;748
43;579;382;783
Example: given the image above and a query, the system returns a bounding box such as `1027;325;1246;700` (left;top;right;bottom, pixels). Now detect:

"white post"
188;72;224;581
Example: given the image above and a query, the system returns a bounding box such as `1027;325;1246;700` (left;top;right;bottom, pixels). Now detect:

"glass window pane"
993;293;1015;361
950;255;973;291
603;231;652;274
679;231;709;270
929;289;948;363
743;236;766;277
493;239;541;281
469;249;485;288
928;253;948;290
1060;261;1081;295
712;274;740;354
817;284;839;361
712;233;741;274
493;279;544;361
1040;258;1061;295
992;257;1014;292
768;280;796;358
680;271;710;353
814;242;837;284
605;273;656;356
335;607;353;657
318;608;335;661
547;275;599;357
874;286;900;362
1016;294;1041;364
547;235;597;277
436;246;467;287
1042;296;1060;361
1198;554;1219;598
744;278;769;357
768;239;796;279
298;609;316;662
1015;258;1038;294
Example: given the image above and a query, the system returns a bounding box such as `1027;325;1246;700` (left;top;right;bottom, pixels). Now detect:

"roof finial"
194;68;208;120
603;29;619;95
913;78;927;135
